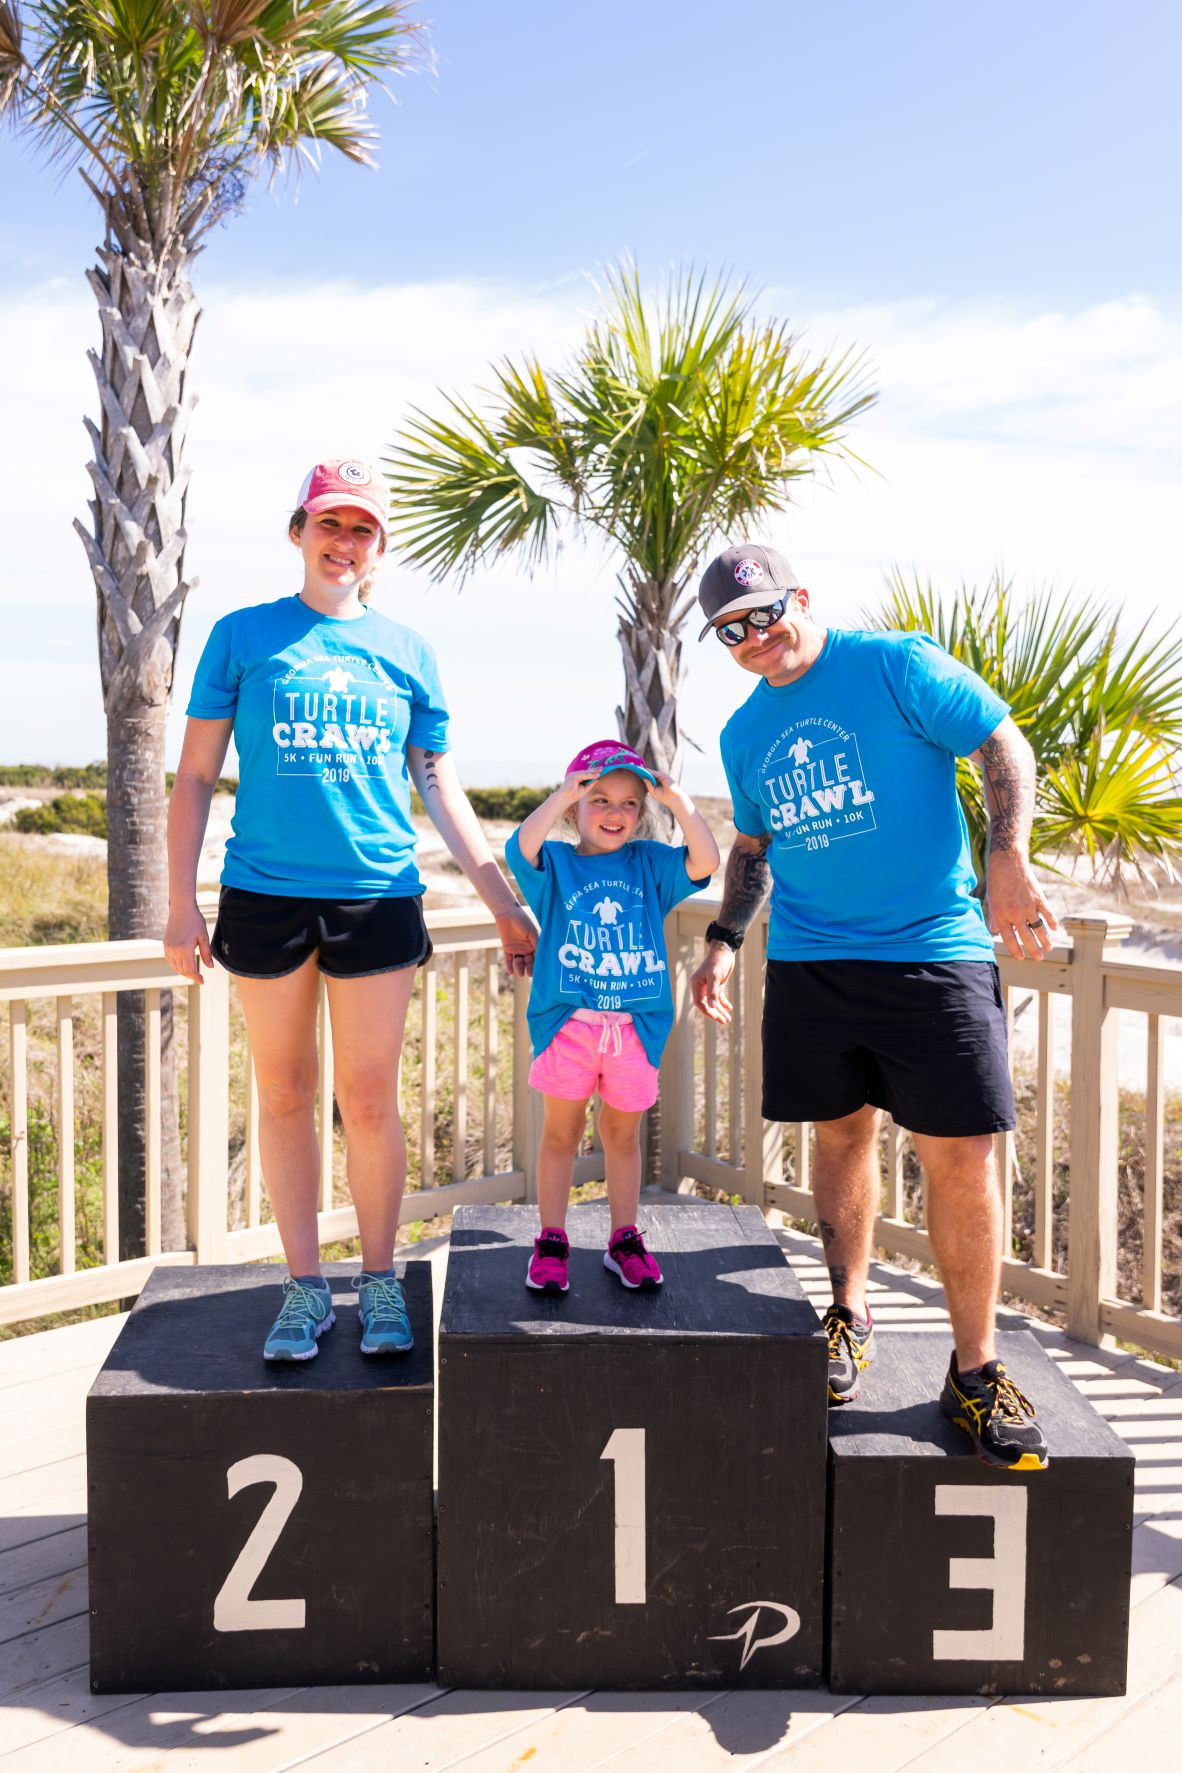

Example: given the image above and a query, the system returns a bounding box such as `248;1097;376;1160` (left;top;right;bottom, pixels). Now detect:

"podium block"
826;1330;1134;1696
437;1203;828;1689
87;1262;434;1693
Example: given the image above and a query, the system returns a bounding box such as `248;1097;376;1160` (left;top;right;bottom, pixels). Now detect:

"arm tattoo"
978;734;1033;855
422;749;441;797
717;836;773;933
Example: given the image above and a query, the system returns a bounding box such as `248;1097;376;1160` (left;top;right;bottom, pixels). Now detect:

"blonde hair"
288;506;385;604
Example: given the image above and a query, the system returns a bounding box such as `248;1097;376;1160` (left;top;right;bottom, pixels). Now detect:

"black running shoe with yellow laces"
940;1356;1049;1471
824;1303;875;1405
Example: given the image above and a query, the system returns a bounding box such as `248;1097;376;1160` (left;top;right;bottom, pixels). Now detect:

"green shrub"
12;793;109;837
466;785;556;821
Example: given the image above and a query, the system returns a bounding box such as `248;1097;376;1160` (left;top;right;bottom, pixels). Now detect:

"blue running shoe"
354;1271;414;1355
263;1276;335;1362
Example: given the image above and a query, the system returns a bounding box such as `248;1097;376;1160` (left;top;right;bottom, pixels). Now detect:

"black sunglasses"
715;598;789;647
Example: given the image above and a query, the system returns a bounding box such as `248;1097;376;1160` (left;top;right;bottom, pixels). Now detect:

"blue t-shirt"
720;629;1008;962
505;830;707;1068
187;595;449;897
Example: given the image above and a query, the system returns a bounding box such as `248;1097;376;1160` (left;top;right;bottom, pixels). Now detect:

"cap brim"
302;492;388;534
697;585;797;640
584;750;660;786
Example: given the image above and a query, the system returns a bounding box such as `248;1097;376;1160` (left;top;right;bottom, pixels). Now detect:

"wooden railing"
661;902;1182;1363
2;899;1180;1360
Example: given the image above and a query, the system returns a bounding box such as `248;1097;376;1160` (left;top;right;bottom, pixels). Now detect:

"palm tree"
869;573;1182;886
384;261;876;776
0;0;425;1257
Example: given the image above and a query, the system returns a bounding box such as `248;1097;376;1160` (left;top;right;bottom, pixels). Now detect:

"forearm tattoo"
422;749;441;798
979;734;1033;855
718;836;773;933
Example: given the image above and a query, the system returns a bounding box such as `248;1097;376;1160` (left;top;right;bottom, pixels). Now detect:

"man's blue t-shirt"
720;629;1008;962
187;596;449;897
505;830;707;1068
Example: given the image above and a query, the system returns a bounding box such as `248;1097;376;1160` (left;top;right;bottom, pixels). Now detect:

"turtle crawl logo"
758;717;877;852
708;1600;801;1671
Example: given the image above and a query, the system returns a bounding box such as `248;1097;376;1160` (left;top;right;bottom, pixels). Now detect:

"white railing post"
187;961;230;1264
742;916;782;1207
658;912;695;1192
513;973;538;1203
1065;915;1131;1345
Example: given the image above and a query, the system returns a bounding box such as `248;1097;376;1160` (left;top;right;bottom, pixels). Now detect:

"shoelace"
825;1312;854;1360
274;1277;325;1327
611;1230;647;1261
352;1274;404;1318
988;1368;1037;1422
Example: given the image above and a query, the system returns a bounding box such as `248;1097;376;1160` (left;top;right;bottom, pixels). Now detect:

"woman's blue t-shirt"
505;829;707;1068
187;595;449;897
720;629;1008;961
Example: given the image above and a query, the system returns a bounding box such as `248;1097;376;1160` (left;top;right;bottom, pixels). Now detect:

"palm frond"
5;0;425;240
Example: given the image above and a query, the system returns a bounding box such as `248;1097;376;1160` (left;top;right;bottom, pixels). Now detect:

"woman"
164;457;535;1361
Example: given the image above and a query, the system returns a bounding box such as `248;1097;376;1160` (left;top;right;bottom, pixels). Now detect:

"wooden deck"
2;1225;1180;1771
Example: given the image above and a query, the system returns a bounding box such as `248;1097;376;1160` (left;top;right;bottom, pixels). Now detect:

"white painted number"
600;1428;646;1605
931;1484;1027;1661
213;1454;307;1633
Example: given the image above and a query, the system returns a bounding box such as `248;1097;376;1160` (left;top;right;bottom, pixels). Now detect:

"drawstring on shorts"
571;1007;632;1059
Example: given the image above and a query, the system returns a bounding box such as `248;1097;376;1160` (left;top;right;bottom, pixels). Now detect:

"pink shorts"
529;1011;660;1112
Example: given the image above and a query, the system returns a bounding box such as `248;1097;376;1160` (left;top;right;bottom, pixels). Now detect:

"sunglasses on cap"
714;597;791;647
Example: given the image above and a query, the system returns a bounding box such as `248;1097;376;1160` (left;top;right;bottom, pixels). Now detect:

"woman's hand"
164;902;214;985
495;906;537;977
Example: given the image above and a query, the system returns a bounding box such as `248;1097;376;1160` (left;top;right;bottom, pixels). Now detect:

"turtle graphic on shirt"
787;735;814;767
592;896;624;925
322;667;353;695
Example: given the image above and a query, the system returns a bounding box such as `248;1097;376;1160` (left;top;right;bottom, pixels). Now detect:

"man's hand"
986;850;1058;961
495;906;537;977
690;943;737;1024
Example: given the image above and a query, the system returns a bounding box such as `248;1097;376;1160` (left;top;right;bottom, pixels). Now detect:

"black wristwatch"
705;920;744;952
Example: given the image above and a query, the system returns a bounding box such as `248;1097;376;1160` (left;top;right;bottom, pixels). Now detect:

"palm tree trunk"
615;578;694;1190
75;208;200;1258
614;578;689;776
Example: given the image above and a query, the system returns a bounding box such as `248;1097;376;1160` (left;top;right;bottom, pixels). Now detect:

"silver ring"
1026;915;1046;931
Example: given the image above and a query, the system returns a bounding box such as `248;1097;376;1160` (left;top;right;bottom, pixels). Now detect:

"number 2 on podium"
601;1429;646;1604
214;1454;306;1633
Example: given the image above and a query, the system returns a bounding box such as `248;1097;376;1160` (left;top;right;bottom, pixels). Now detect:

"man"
690;544;1056;1471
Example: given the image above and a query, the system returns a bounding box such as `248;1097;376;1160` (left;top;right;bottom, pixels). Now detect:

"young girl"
165;457;535;1361
505;740;719;1293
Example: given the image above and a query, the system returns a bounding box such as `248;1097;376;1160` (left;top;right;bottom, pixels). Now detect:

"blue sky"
1;1;1180;788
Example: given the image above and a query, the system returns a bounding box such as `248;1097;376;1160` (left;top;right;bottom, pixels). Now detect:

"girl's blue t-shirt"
187;595;449;897
721;628;1008;961
505;829;707;1068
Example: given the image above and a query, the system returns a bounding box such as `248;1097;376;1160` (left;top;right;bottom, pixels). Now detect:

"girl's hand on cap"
650;770;689;810
561;766;602;801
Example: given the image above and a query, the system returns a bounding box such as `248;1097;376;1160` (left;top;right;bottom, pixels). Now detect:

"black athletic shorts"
211;887;432;981
761;958;1015;1138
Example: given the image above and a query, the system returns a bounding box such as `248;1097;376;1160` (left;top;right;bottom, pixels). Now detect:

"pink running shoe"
526;1227;570;1293
604;1225;663;1290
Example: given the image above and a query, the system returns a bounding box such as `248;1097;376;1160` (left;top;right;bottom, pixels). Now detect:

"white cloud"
2;277;1180;794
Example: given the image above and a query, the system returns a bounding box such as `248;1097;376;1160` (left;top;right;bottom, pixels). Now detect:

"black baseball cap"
696;544;801;640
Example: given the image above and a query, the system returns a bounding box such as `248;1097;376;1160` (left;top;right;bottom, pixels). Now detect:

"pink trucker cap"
297;459;388;534
567;739;659;787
